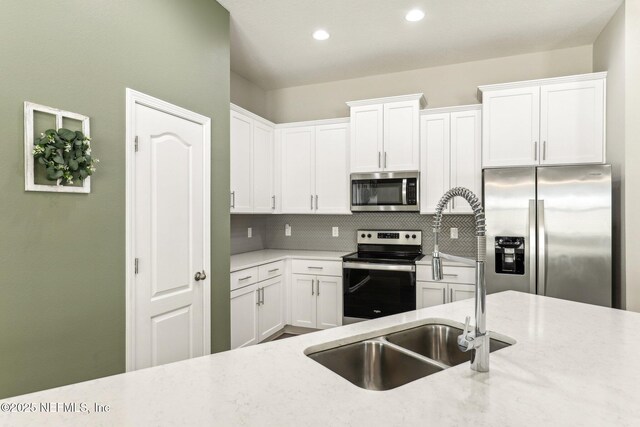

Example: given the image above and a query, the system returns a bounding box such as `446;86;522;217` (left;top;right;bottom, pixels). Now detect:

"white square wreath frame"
24;102;91;193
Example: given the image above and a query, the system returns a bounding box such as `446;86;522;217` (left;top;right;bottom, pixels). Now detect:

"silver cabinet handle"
272;195;276;210
443;274;458;277
268;268;279;273
311;279;315;296
307;266;323;270
378;152;381;168
310;195;313;210
316;279;320;296
442;287;446;304
450;288;453;302
528;199;537;294
260;287;265;305
542;141;547;161
534;141;538;161
231;191;236;208
384;152;387;169
256;289;261;306
538;200;547;296
239;276;252;281
315;195;318;210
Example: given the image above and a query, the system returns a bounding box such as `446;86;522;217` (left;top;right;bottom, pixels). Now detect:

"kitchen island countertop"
2;291;639;426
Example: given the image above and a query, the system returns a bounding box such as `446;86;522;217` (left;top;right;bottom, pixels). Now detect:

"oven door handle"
343;262;416;272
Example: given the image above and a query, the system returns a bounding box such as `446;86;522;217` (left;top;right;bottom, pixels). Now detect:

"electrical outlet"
247;227;252;238
450;228;459;239
285;224;291;237
332;227;339;237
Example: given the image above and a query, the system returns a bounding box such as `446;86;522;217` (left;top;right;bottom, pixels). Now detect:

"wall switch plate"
247;227;252;238
285;224;291;237
450;228;459;239
332;227;339;237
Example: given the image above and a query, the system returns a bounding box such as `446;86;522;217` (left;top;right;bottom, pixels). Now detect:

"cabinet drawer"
258;261;284;281
416;265;475;284
292;259;342;277
230;267;259;291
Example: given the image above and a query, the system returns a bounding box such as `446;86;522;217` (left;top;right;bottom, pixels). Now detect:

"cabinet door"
450;109;482;214
230;284;259;349
315;123;350;214
230;111;253;212
449;283;475;303
482;87;540;168
316;276;342;330
280;127;315;213
420;113;450;214
540;79;605;165
252;121;274;213
290;274;317;328
258;277;284;341
350;105;383;172
416;281;447;309
383;100;420;171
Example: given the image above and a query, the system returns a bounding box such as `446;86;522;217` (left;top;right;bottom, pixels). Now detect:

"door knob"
194;272;202;281
200;270;207;280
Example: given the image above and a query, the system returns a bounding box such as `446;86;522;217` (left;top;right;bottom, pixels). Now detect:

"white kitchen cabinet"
230;283;259;349
449;283;475;303
348;94;425;173
417;281;447;309
230;110;254;212
279;121;350;214
291;273;342;329
540;79;605;165
252;121;275;213
258;276;284;341
420;106;481;214
230;105;276;213
280;126;315;213
479;72;606;168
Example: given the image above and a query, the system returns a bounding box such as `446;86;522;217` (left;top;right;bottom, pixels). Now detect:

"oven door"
343;262;416;322
350;172;419;212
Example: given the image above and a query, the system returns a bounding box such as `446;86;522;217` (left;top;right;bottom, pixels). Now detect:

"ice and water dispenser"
494;237;525;275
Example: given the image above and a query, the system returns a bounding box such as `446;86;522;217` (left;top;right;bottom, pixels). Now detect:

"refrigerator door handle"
537;200;547;296
528;199;537;294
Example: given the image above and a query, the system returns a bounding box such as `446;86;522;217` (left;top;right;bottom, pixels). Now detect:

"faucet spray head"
432;252;443;281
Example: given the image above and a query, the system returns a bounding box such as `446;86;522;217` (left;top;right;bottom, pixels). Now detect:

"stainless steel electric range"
342;230;423;324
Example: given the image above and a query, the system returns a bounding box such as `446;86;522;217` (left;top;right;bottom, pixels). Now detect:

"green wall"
0;0;230;398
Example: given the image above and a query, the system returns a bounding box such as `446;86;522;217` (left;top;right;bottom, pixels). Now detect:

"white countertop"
3;291;640;426
416;254;475;267
230;249;351;272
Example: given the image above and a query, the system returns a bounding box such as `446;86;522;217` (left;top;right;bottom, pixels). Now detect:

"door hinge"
134;258;139;274
134;136;139;152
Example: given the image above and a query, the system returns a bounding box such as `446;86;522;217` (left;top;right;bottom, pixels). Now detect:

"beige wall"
231;71;269;118
625;0;640;311
594;3;626;308
264;45;593;123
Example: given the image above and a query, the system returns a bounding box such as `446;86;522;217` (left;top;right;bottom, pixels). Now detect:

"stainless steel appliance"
350;172;419;212
483;165;612;307
342;230;423;323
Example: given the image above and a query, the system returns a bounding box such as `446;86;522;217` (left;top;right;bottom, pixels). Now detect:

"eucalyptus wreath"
32;128;98;185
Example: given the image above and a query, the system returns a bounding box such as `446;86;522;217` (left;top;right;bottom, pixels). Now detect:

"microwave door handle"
402;179;407;205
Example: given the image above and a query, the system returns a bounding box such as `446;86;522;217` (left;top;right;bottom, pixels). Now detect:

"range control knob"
367;234;372;238
412;234;417;239
405;234;410;239
361;233;366;238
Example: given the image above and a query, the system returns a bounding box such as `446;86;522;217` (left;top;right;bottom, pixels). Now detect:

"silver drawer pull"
443;274;459;277
268;269;279;273
307;266;323;270
239;276;252;281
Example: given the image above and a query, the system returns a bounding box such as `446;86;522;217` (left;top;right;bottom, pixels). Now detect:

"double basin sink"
306;321;513;391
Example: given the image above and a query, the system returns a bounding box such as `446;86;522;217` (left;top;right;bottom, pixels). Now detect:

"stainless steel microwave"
350;172;419;212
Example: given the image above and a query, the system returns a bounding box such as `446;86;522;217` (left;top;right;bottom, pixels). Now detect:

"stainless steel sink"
385;324;511;367
308;339;444;391
307;322;513;390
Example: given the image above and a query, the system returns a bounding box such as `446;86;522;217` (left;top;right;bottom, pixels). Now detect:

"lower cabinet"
291;273;342;329
416;281;475;309
230;276;284;349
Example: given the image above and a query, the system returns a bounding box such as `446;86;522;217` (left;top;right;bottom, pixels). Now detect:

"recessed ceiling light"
313;29;330;41
405;9;425;22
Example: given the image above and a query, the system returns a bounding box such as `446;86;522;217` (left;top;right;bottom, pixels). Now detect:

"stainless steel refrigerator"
483;164;612;307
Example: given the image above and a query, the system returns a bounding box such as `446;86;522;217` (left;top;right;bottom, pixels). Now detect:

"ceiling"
218;0;622;90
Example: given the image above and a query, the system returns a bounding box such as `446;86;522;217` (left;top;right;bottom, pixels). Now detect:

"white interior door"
132;98;209;370
315;123;350;214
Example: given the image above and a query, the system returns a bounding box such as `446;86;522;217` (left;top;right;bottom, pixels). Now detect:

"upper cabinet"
230;105;276;213
278;120;350;214
347;94;426;173
420;105;482;214
479;72;606;168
